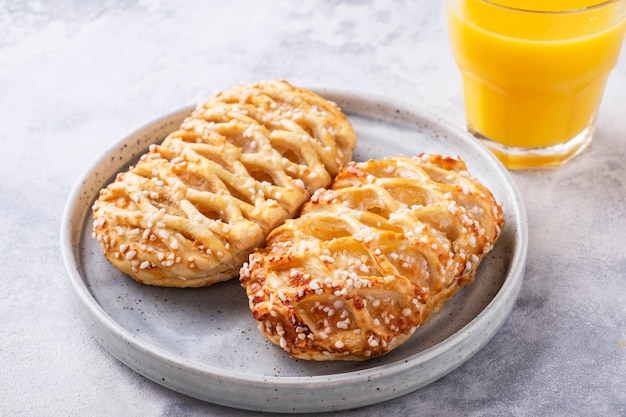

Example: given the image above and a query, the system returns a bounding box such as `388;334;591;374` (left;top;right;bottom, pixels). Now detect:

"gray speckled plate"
60;90;527;413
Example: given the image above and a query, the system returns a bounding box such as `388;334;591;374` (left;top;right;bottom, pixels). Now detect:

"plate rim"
60;89;528;412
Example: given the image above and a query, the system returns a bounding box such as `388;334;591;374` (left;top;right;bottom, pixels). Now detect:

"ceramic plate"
61;90;528;413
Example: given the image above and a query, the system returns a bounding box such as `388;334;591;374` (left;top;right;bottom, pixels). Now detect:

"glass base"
470;125;594;170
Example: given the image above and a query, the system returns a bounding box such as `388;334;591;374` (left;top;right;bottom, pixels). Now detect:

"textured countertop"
2;1;625;416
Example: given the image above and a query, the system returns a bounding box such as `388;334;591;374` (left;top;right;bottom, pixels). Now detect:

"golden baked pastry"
240;154;504;360
92;80;357;287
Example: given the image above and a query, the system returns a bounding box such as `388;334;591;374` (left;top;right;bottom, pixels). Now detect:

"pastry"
92;80;357;287
240;154;504;360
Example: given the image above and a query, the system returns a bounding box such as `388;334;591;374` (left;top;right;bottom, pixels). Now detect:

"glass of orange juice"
446;0;626;169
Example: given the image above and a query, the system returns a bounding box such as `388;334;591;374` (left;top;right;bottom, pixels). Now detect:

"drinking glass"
446;0;626;169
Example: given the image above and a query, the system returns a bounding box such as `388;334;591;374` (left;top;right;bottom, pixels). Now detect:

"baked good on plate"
92;80;356;287
240;154;504;360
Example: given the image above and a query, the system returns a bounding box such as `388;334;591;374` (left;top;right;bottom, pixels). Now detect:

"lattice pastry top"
240;154;504;360
92;80;357;287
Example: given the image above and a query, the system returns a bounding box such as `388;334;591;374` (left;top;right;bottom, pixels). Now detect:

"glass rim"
479;0;623;14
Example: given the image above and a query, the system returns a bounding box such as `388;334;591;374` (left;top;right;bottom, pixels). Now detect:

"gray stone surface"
1;1;625;416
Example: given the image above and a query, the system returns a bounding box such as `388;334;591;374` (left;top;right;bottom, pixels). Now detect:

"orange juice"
446;0;626;168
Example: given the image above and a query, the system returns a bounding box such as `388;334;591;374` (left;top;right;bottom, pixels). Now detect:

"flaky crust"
240;154;504;360
92;80;356;287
